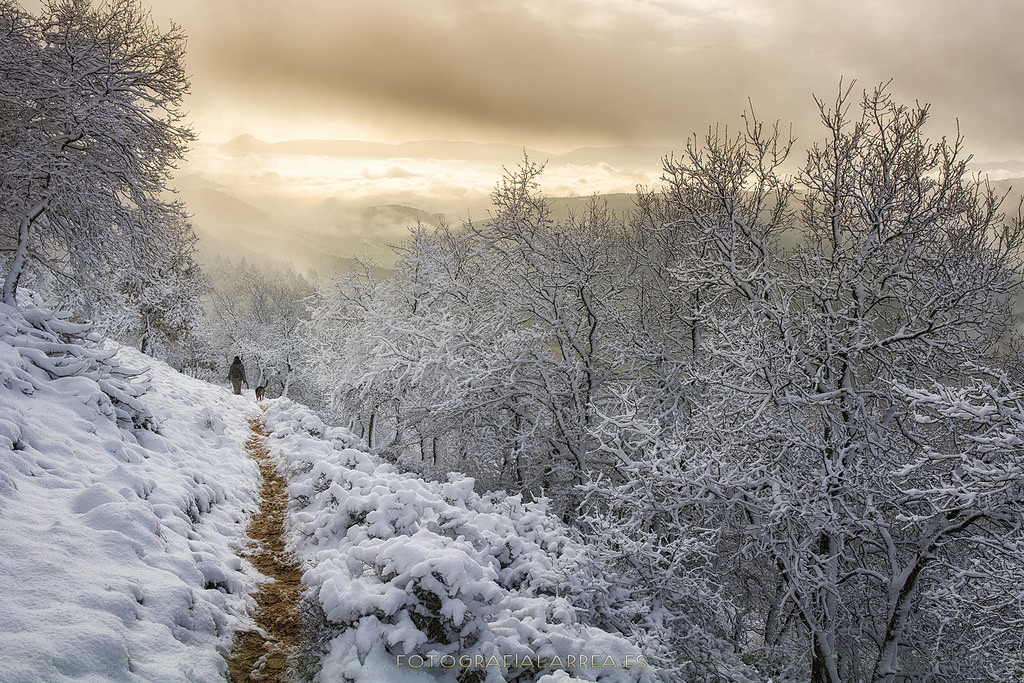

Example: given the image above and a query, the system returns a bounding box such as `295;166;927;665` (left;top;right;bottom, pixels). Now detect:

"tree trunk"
811;630;840;683
811;528;841;683
691;288;703;364
872;558;928;682
282;361;293;398
2;198;49;306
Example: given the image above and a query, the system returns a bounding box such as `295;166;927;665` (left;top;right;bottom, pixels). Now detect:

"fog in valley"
176;135;1024;282
173;136;669;274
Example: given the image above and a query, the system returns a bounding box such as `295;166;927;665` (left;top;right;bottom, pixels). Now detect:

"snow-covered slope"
0;303;654;682
262;401;653;683
0;303;261;681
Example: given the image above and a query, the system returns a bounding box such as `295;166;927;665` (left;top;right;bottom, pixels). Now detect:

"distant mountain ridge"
218;134;675;167
215;134;1024;182
177;171;644;277
178;178;449;274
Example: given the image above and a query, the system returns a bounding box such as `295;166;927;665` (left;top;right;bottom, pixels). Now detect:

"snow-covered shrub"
262;399;656;683
0;302;157;431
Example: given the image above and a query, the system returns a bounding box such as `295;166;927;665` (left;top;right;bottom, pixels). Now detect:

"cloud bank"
141;0;1024;161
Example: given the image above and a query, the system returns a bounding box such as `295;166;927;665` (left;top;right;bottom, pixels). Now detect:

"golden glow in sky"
142;0;1023;159
37;0;1020;267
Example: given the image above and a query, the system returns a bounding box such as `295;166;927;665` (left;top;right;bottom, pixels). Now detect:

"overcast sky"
130;0;1024;163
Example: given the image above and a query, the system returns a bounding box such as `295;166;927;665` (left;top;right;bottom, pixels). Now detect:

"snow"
0;303;261;681
261;400;654;682
0;301;654;681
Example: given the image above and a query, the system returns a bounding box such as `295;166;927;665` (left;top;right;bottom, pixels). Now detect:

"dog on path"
255;380;268;401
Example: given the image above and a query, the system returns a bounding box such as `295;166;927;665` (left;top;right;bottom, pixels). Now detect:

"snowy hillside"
261;401;652;682
0;302;262;680
0;303;654;682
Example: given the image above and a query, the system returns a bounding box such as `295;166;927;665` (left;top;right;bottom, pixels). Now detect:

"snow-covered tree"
202;256;316;401
0;0;193;308
306;164;651;515
589;83;1024;680
304;225;498;472
465;161;645;495
49;205;208;366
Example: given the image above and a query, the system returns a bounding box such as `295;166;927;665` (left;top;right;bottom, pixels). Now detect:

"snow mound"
262;399;654;682
0;304;262;681
0;301;157;431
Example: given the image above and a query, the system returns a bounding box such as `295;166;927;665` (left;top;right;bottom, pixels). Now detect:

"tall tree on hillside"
465;162;644;495
0;0;193;307
91;208;208;361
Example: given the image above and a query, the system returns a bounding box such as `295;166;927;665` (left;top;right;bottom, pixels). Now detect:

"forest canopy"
304;84;1024;680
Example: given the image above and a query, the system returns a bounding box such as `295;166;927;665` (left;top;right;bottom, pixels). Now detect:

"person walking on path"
228;356;248;395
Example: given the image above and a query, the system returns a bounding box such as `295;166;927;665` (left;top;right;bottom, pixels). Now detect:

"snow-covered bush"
0;302;157;431
262;398;655;683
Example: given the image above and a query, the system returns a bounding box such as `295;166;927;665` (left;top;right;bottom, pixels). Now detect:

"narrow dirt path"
226;416;305;682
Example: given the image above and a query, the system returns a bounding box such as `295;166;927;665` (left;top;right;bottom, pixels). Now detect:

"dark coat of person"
228;356;248;395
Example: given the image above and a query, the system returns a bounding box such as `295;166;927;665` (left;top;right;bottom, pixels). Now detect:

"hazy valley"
177;135;1024;279
174;136;671;274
